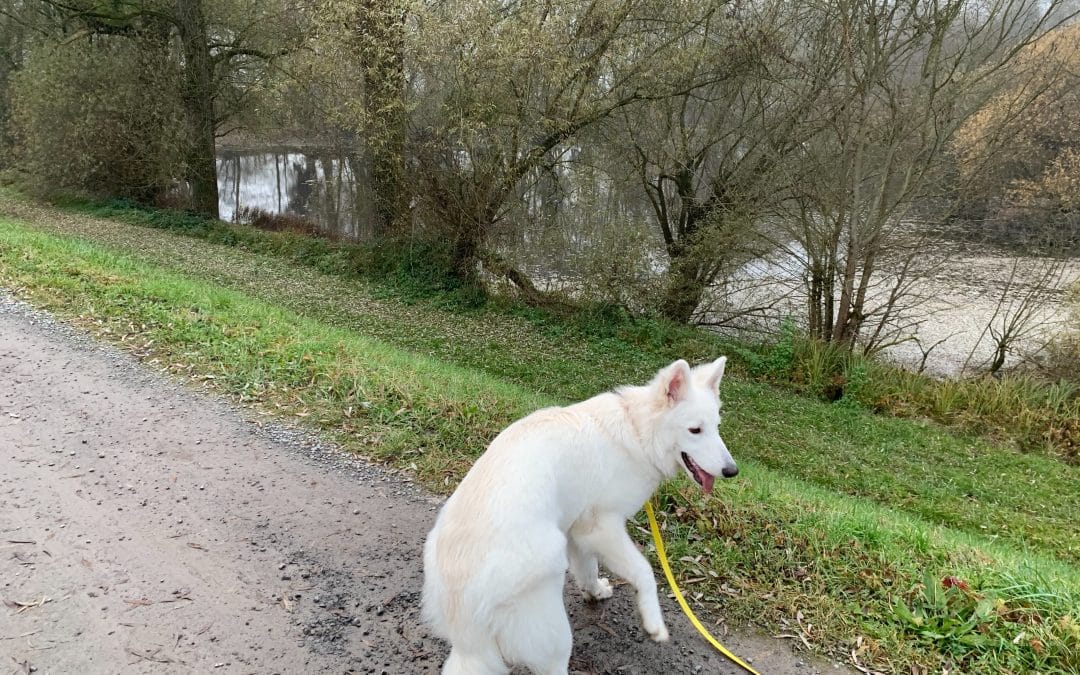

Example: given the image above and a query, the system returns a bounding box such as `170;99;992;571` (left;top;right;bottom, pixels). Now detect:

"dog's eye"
689;427;702;435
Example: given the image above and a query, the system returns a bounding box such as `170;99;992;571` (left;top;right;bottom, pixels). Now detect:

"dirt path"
0;295;842;675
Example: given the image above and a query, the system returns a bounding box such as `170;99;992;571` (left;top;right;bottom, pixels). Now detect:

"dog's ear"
657;359;692;404
704;356;727;393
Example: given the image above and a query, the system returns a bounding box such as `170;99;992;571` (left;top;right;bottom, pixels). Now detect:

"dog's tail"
423;531;507;674
422;522;498;634
421;530;455;639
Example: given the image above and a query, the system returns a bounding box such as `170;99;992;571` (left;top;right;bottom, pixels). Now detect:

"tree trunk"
988;340;1008;376
660;245;708;324
175;0;219;218
479;250;562;308
449;218;482;287
808;265;824;339
358;0;408;235
831;224;861;345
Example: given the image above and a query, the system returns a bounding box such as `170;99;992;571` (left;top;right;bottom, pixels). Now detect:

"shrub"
730;320;799;380
10;38;187;203
1046;281;1080;382
237;207;321;238
731;323;1079;462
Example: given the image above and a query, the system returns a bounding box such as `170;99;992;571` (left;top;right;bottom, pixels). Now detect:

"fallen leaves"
773;609;814;651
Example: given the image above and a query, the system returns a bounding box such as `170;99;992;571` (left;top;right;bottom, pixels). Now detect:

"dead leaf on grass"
774;632;812;650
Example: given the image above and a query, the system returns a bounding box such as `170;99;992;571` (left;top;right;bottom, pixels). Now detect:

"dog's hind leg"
577;513;669;642
495;574;572;675
567;532;613;600
441;644;507;675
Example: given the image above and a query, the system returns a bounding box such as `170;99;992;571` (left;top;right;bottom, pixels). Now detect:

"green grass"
2;203;1080;672
29;192;1080;464
735;324;1080;464
2;189;1076;563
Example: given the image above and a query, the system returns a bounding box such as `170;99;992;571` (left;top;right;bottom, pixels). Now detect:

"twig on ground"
126;647;185;665
3;596;52;613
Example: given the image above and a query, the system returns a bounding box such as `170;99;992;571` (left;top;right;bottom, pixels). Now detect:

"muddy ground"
0;294;848;674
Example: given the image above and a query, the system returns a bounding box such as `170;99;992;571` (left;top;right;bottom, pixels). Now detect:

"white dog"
422;357;738;675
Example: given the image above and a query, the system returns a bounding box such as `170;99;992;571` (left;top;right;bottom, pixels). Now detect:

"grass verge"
2;211;1079;672
2;190;1076;564
14;190;1080;465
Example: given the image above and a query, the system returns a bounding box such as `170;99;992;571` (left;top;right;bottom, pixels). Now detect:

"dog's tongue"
686;456;714;494
698;470;715;495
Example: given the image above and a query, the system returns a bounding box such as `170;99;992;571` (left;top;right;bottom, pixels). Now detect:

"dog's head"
650;357;737;493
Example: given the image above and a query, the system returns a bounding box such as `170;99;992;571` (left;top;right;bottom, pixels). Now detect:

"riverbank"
1;194;1078;672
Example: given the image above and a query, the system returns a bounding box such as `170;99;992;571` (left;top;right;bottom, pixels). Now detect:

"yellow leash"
644;500;761;675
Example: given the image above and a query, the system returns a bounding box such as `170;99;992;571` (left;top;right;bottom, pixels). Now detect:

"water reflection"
216;148;378;240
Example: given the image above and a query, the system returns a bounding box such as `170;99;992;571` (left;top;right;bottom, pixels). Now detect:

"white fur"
422;358;737;675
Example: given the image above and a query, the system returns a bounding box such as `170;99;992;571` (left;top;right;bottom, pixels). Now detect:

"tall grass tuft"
742;329;1080;464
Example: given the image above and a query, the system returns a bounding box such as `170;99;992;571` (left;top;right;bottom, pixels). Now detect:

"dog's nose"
721;466;739;478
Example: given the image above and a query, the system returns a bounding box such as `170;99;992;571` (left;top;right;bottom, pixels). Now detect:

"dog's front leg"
567;534;613;600
585;515;669;642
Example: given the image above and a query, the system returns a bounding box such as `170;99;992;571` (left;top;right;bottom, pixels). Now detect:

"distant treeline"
1;1;1077;350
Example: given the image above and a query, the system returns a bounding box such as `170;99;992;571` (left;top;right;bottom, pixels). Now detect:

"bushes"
10;38;187;203
736;327;1080;463
1046;281;1080;382
237;207;321;237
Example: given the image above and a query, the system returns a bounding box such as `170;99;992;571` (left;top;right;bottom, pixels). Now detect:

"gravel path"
0;295;846;674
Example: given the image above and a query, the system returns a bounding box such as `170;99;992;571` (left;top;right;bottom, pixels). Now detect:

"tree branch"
211;45;290;65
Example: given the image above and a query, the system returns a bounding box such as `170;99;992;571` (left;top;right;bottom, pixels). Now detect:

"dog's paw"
646;622;670;643
586;577;613;600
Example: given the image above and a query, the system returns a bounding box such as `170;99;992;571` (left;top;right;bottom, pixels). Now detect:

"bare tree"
781;0;1071;350
300;0;410;235
0;1;41;163
405;0;725;289
965;256;1073;374
951;22;1080;245
616;0;840;323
